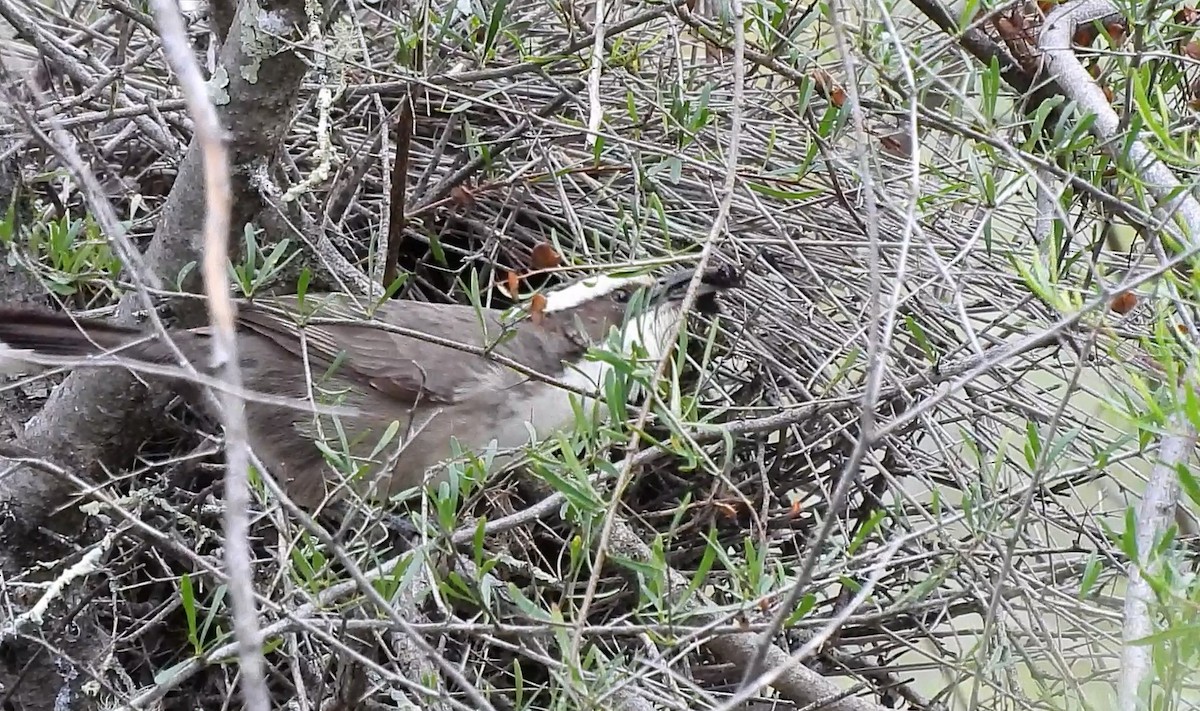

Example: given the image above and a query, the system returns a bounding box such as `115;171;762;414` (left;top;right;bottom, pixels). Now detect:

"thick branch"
0;1;337;706
1037;1;1199;706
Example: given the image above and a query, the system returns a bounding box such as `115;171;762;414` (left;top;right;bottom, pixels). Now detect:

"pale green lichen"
207;65;231;105
236;0;288;84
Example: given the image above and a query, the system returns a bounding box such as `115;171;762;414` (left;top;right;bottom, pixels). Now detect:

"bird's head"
539;265;739;362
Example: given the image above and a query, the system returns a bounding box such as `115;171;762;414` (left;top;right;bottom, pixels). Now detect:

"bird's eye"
612;288;632;303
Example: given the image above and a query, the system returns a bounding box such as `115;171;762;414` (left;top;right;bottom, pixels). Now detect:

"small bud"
450;185;475;207
530;292;548;324
1074;26;1097;46
1104;22;1126;45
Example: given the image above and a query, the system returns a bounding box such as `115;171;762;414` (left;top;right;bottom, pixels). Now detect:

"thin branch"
147;3;268;711
1036;1;1200;706
566;0;746;681
711;538;903;711
383;92;414;290
584;0;608;148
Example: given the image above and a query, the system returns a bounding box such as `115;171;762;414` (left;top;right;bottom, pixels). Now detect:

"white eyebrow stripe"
541;274;652;313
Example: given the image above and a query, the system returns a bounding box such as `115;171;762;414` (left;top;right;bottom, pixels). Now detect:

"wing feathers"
234;296;550;406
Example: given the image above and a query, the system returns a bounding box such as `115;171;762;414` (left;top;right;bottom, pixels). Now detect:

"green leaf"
1077;552;1102;599
1177;462;1200;511
848;509;886;555
784;593;816;626
1119;507;1139;562
1044;426;1083;470
1023;420;1042;470
154;660;194;686
1129;623;1200;646
827;346;861;390
1131;69;1172;149
904;315;936;363
686;531;719;602
367;419;401;460
505;582;551;621
179;573;200;654
482;0;509;59
746;182;822;201
1184;383;1200;432
530;450;599;515
296;268;311;304
981;55;999;120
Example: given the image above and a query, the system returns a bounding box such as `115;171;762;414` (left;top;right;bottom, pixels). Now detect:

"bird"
0;265;737;513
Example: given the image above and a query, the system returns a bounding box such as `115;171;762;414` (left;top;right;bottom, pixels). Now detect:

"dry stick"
1035;2;1200;708
117;390;1128;711
737;0;896;689
243;450;497;711
382;92;414;290
969;331;1102;711
14;420;924;711
0;75;162;311
147;3;268;711
478;246;1200;703
0;58;210;411
95;458;477;711
676;6;1105;274
2;348;359;417
102;403;1112;711
255;169;377;297
583;0;607;148
564;0;745;681
414;79;584;210
338;0;693;97
594;516;889;711
710;538;904;711
873;242;1200;440
0;452;432;709
0;99;189;134
0;0;173;151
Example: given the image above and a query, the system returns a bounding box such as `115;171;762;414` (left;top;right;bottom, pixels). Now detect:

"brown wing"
233;293;569;406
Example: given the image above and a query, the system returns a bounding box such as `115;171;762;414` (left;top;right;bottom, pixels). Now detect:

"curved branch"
1037;1;1197;706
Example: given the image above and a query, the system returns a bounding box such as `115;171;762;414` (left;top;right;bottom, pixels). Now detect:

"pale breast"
502;360;613;444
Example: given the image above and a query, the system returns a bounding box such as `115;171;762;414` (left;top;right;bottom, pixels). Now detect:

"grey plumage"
0;267;735;510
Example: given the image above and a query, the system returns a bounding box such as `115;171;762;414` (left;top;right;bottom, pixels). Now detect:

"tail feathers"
0;307;148;373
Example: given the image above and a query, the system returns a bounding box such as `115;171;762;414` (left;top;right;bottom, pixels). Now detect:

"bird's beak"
655;264;741;313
